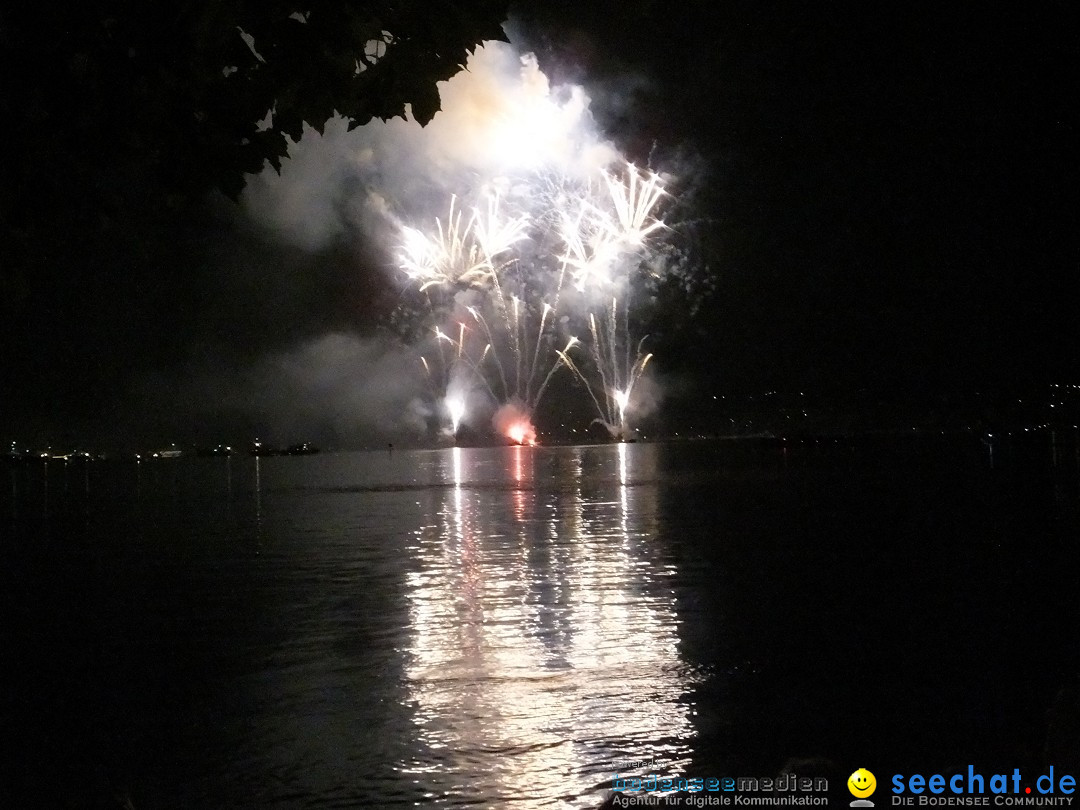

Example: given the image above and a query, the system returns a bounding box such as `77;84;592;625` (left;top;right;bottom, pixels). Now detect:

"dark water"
3;437;1079;808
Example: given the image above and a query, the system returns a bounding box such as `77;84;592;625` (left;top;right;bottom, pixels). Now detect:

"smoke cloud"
243;41;619;253
174;37;676;447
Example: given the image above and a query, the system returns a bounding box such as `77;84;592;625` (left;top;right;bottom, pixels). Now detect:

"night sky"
521;1;1077;393
2;1;1076;445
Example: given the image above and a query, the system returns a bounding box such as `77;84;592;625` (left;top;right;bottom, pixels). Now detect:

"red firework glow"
494;400;537;445
505;420;537;446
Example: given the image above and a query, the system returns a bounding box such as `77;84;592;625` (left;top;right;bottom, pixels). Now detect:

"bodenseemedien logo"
849;768;878;808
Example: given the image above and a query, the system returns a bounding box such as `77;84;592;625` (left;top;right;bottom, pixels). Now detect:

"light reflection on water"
401;444;693;807
8;436;1077;808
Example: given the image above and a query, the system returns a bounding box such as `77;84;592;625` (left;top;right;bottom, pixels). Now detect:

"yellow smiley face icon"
848;768;877;798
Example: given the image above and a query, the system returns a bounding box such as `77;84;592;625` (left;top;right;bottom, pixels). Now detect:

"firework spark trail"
553;164;668;295
558;203;622;292
525;302;552;405
420;327;501;436
448;328;499;396
555;340;608;425
468;306;509;400
434;326;450;383
511;295;522;400
569;298;655;435
587;313;611;419
399;198;490;291
608;299;619;401
472;192;531;272
624;299;632;399
603;164;667;246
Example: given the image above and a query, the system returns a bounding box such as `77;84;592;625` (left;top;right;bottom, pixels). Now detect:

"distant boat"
285;443;320;456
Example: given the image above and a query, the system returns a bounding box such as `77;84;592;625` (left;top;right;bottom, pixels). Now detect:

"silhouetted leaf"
409;81;441;126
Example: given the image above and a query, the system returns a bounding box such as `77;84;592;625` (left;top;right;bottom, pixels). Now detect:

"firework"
446;394;466;436
603;164;667;246
557;301;653;439
398;163;671;442
471;192;531;271
558;203;623;292
554;163;668;295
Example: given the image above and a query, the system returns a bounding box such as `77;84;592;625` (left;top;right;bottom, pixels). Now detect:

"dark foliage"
0;1;509;289
1;1;508;196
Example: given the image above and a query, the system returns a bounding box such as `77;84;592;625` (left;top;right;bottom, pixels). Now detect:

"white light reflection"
618;441;628;539
452;445;463;519
254;455;262;541
400;444;690;808
511;443;531;523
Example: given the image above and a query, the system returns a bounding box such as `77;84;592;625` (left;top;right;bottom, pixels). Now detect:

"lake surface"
4;436;1079;808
